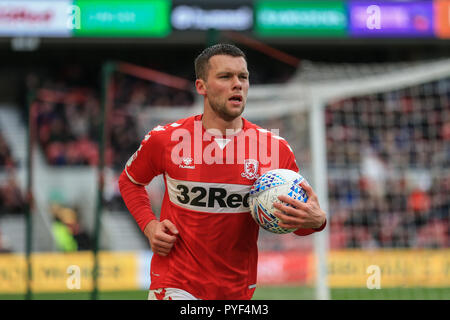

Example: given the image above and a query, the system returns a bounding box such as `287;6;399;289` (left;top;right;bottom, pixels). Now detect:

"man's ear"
195;78;207;96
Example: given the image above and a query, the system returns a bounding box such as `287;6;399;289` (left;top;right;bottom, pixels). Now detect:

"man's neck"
202;109;243;136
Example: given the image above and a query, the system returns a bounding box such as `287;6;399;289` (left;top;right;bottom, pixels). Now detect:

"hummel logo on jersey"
180;157;195;169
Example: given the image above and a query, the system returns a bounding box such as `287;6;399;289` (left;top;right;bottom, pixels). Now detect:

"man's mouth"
228;95;243;104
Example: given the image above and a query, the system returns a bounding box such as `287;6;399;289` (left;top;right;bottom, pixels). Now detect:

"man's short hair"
194;43;247;80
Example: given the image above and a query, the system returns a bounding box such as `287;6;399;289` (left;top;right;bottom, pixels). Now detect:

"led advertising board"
171;0;253;31
0;0;72;37
254;0;348;37
349;1;434;37
73;0;170;37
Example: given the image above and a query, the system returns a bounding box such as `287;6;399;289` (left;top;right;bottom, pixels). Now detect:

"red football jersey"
122;114;319;300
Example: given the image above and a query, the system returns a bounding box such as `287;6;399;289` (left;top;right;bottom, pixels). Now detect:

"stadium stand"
0;131;16;168
0;130;25;215
0;129;25;252
326;79;449;249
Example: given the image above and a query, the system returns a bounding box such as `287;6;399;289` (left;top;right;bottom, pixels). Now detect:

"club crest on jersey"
179;157;195;169
241;159;259;180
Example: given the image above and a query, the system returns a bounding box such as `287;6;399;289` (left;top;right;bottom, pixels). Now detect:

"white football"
249;169;308;234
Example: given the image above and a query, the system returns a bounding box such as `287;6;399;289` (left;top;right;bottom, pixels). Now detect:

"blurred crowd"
29;65;196;170
0;132;16;169
35;90;101;166
326;79;450;249
0;132;25;215
50;202;91;252
25;50;296;169
0;131;25;253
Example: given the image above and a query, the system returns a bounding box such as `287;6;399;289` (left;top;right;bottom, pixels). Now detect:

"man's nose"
232;76;242;90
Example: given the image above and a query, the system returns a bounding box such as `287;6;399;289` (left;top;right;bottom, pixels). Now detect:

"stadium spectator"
0;132;25;216
328;208;349;249
407;187;431;226
0;132;16;169
50;203;91;252
0;172;25;215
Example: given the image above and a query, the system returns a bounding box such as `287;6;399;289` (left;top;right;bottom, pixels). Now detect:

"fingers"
300;181;318;202
272;208;304;229
277;221;299;229
152;246;171;257
149;219;179;257
153;238;175;250
155;219;178;242
272;201;306;229
151;237;176;257
273;203;326;229
273;210;300;225
272;182;325;229
151;239;175;256
161;219;179;236
154;231;177;244
276;195;308;210
273;201;306;217
276;181;318;205
273;209;319;229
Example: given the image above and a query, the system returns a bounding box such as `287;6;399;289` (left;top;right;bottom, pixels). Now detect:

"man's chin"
223;107;245;121
210;102;245;121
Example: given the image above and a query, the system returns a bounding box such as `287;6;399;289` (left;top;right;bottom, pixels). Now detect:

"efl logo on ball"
249;169;308;234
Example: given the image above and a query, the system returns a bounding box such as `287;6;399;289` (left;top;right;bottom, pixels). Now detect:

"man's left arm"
276;139;327;236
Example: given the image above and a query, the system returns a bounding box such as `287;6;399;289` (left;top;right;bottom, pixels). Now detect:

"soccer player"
118;44;327;300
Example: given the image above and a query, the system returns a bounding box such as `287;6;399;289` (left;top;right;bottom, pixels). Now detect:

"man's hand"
144;219;179;256
272;181;326;230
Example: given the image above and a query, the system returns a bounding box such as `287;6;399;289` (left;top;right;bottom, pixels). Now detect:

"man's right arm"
118;172;178;256
119;129;164;232
118;170;156;233
118;128;178;256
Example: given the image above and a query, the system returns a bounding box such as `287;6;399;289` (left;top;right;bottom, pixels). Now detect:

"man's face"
196;55;249;122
